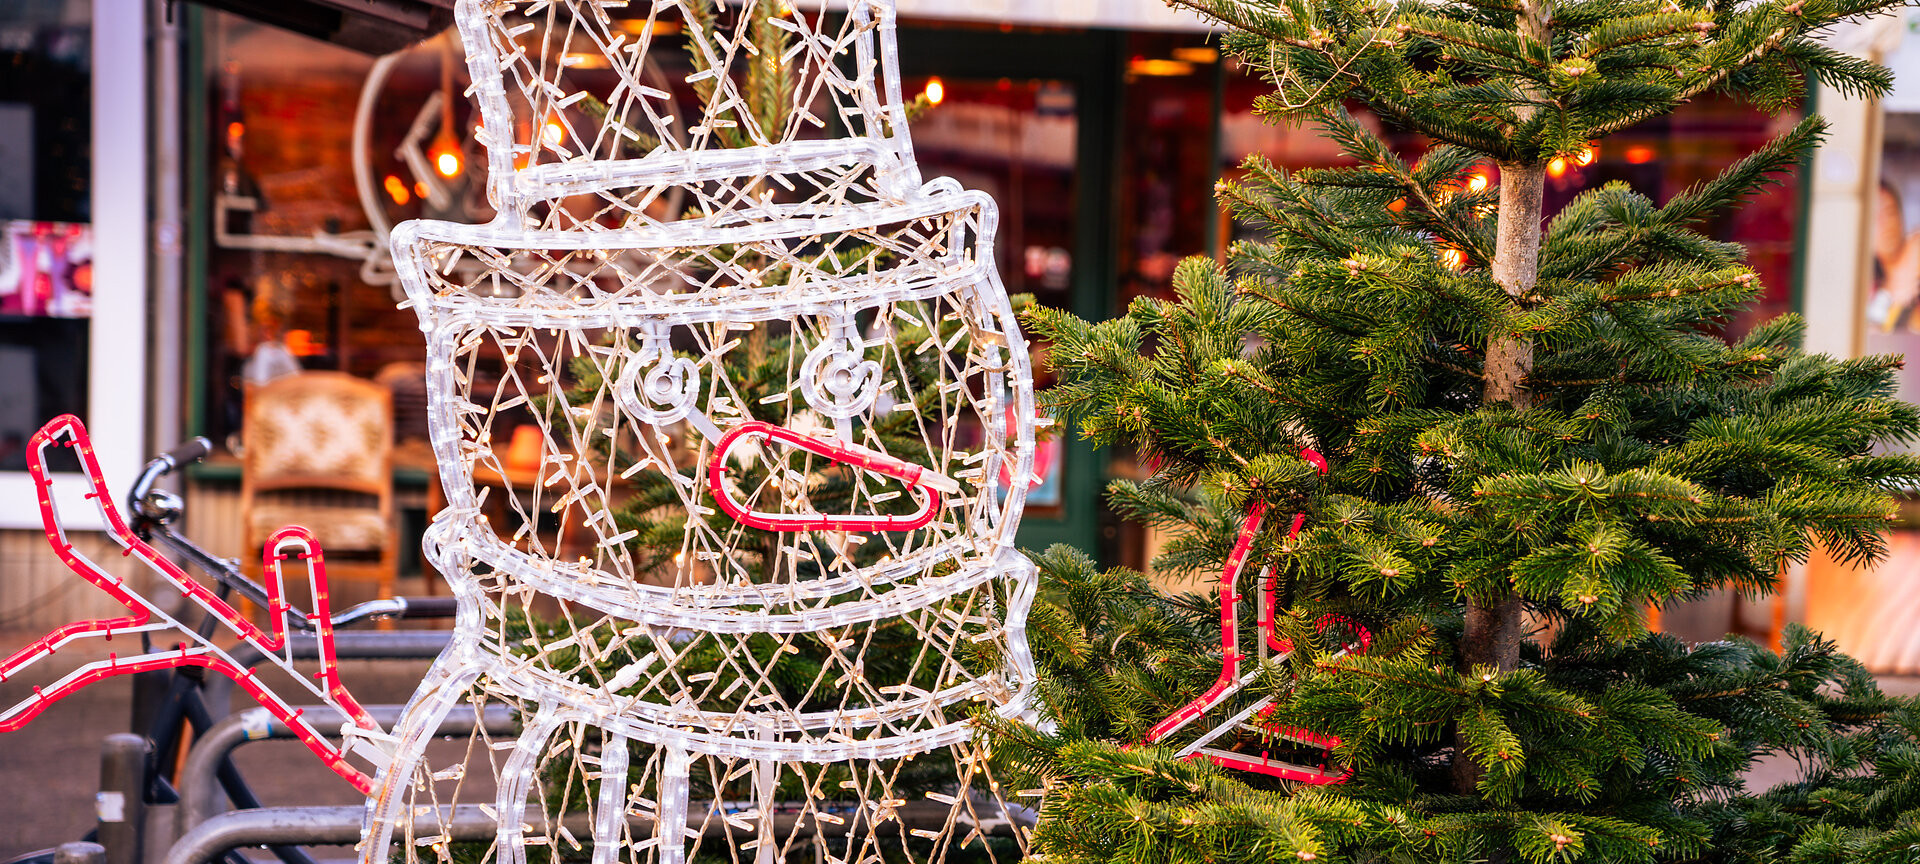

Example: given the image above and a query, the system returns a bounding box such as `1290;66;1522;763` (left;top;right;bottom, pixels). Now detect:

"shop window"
908;76;1079;314
0;0;145;530
0;1;91;475
904;75;1079;516
1118;33;1228;308
1558;98;1802;339
1107;45;1800;580
199;12;1099;521
201;13;434;453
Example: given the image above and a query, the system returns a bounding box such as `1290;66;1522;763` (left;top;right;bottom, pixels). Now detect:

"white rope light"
365;2;1040;862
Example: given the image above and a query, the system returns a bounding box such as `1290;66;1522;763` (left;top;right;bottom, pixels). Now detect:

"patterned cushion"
249;504;388;553
249;388;390;487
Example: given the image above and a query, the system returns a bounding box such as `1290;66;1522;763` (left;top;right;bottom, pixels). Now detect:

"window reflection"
0;0;91;473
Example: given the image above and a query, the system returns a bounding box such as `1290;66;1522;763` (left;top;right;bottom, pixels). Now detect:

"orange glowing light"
1388;198;1407;212
1625;145;1656;164
226;121;244;143
1128;58;1197;77
1547;157;1568;178
430;109;464;179
383;174;411;206
1574;144;1597;166
542;120;565;148
415;181;429;199
1466;172;1490;193
284;330;319;357
924;77;945;106
1439;248;1466;271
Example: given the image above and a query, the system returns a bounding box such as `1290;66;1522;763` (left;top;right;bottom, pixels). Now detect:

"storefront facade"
0;0;1831;640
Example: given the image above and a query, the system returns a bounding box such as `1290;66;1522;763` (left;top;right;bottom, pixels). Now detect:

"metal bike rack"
175;702;516;837
166;802;1010;864
167;806;570;864
155;631;458;864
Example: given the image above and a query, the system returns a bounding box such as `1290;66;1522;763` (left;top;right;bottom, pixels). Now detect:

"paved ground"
4;629;1918;861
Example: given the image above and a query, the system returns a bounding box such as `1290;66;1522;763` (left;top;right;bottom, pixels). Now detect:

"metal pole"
53;843;107;864
166;806;557;864
150;0;184;457
98;734;151;864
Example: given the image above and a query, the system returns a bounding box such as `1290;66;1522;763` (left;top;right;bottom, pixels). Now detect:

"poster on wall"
0;220;92;472
1867;115;1920;395
0;221;92;319
1868;13;1920;411
1805;9;1920;675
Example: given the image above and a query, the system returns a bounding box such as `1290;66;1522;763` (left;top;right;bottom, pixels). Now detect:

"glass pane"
906;75;1076;514
0;0;91;471
202;12;421;449
907;76;1078;313
1120;35;1220;308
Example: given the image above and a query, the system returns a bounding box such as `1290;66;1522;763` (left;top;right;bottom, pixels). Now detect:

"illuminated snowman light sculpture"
371;1;1040;863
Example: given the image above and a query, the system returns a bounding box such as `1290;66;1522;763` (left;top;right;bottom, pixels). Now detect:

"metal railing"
166;801;1015;864
175;702;515;837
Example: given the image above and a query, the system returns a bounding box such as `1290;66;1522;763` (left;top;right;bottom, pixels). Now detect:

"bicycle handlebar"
129;436;211;532
326;596;460;629
397;595;459;619
162;436;213;469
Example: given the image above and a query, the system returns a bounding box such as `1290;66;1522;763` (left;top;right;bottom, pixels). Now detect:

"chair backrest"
243;371;394;497
455;0;921;230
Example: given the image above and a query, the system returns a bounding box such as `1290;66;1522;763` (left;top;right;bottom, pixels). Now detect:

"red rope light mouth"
708;420;961;533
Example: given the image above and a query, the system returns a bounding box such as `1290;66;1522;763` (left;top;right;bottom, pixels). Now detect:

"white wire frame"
366;2;1042;862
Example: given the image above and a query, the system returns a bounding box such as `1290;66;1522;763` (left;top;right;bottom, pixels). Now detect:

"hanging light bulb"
430;35;463;179
434;140;461;178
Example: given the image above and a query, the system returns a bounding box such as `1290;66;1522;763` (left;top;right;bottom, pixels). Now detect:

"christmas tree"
994;0;1920;860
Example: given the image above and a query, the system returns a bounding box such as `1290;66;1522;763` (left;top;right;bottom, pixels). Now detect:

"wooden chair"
242;371;397;604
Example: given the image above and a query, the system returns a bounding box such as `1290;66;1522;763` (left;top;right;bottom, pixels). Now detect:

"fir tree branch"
1234;282;1368;338
1398;15;1553;71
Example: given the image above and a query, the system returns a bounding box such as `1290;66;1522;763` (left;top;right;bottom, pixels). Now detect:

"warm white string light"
365;2;1039;862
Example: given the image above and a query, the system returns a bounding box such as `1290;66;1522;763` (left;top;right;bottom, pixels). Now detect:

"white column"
88;0;152;494
1801;82;1878;361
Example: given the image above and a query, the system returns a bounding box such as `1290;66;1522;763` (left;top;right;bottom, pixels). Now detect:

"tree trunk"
1453;164;1546;801
1464;158;1545;670
1481;161;1543;410
1456;0;1551;802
